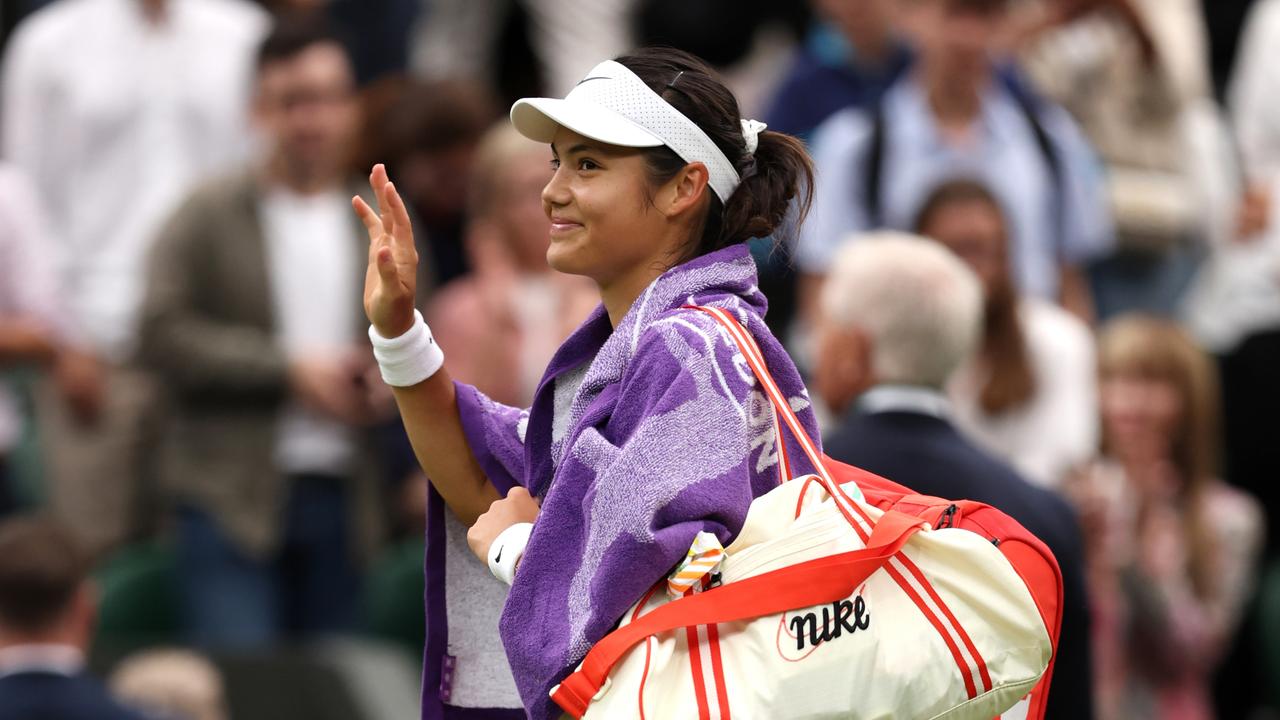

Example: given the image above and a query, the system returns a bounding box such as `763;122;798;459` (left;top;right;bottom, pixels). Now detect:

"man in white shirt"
139;16;388;648
0;516;148;720
0;166;71;516
1;0;269;556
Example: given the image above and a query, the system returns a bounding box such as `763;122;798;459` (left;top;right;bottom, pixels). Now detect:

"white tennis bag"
550;307;1058;720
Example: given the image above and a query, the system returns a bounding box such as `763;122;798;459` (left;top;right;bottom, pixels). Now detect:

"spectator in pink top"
427;123;597;408
1068;315;1263;720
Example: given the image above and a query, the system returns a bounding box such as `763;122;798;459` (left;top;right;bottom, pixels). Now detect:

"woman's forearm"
392;368;501;525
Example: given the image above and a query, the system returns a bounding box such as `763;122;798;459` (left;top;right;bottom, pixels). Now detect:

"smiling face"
541;127;684;287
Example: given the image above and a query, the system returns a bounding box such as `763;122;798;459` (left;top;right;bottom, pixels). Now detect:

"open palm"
354;164;420;339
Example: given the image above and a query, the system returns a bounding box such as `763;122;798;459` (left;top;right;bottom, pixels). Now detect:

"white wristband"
368;310;445;387
487;522;534;585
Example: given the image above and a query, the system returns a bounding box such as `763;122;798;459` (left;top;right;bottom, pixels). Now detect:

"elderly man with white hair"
812;231;1096;720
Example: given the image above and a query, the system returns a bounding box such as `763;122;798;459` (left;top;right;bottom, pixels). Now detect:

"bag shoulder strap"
864;100;887;228
999;71;1066;256
684;305;828;481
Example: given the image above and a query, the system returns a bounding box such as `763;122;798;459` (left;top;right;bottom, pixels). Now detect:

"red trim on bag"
686;624;712;719
775;614;823;662
844;496;983;698
885;562;978;699
633;585;662;720
795;476;819;519
707;622;731;719
638;639;652;720
776;416;792;485
900;555;993;693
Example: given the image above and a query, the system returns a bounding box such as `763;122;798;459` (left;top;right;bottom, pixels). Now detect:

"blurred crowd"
0;0;1278;718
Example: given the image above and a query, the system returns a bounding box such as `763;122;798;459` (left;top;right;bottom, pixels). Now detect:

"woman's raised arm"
354;164;500;524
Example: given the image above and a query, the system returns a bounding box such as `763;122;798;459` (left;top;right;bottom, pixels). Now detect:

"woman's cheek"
546;237;594;276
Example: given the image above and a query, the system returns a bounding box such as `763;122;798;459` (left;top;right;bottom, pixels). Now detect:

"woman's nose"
542;166;571;208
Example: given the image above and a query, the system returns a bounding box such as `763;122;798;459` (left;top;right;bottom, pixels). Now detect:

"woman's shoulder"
628;306;723;357
626;305;761;384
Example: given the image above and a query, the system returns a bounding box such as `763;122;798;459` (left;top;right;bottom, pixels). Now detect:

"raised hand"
354;164;419;339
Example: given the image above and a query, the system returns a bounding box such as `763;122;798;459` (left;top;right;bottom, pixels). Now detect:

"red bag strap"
685;305;866;524
551;510;928;717
686;305;825;477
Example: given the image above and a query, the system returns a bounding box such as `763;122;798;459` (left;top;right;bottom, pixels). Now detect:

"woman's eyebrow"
552;140;611;158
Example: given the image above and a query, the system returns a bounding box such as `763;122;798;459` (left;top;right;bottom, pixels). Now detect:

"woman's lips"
549;219;583;236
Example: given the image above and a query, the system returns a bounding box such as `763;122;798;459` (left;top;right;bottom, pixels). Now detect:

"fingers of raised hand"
370;164;395;233
352;195;382;239
385;180;412;236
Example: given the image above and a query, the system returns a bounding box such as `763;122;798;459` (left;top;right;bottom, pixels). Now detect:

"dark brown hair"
614;48;814;262
0;516;90;632
255;13;350;73
915;179;1035;415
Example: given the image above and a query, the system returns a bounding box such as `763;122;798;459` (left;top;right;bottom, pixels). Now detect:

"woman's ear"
656;161;711;219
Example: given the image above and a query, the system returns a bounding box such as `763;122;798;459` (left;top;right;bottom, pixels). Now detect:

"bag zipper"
936;504;959;529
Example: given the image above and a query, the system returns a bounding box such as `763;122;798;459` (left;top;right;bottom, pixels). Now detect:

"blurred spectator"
428;123;596;407
0;516;147;720
764;0;911;141
361;77;495;285
416;124;596;719
410;0;632;97
795;0;1113;324
138;17;388;650
811;232;1094;720
1;0;269;556
327;0;419;85
1068;315;1263;720
1208;0;1280;559
916;179;1098;488
0;166;67;516
110;649;228;720
1018;0;1219;320
754;0;908;343
257;0;421;85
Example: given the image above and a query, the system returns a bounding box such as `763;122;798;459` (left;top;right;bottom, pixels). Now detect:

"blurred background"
0;0;1278;718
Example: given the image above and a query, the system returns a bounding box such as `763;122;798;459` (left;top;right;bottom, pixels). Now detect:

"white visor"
510;60;742;203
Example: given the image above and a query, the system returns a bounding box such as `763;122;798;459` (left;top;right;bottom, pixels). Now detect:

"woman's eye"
549;158;561;170
578;158;599;171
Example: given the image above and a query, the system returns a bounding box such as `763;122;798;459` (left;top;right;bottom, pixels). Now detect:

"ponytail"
720;129;813;250
615;48;814;261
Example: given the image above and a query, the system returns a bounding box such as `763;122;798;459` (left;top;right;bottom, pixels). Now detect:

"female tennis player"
355;47;820;720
